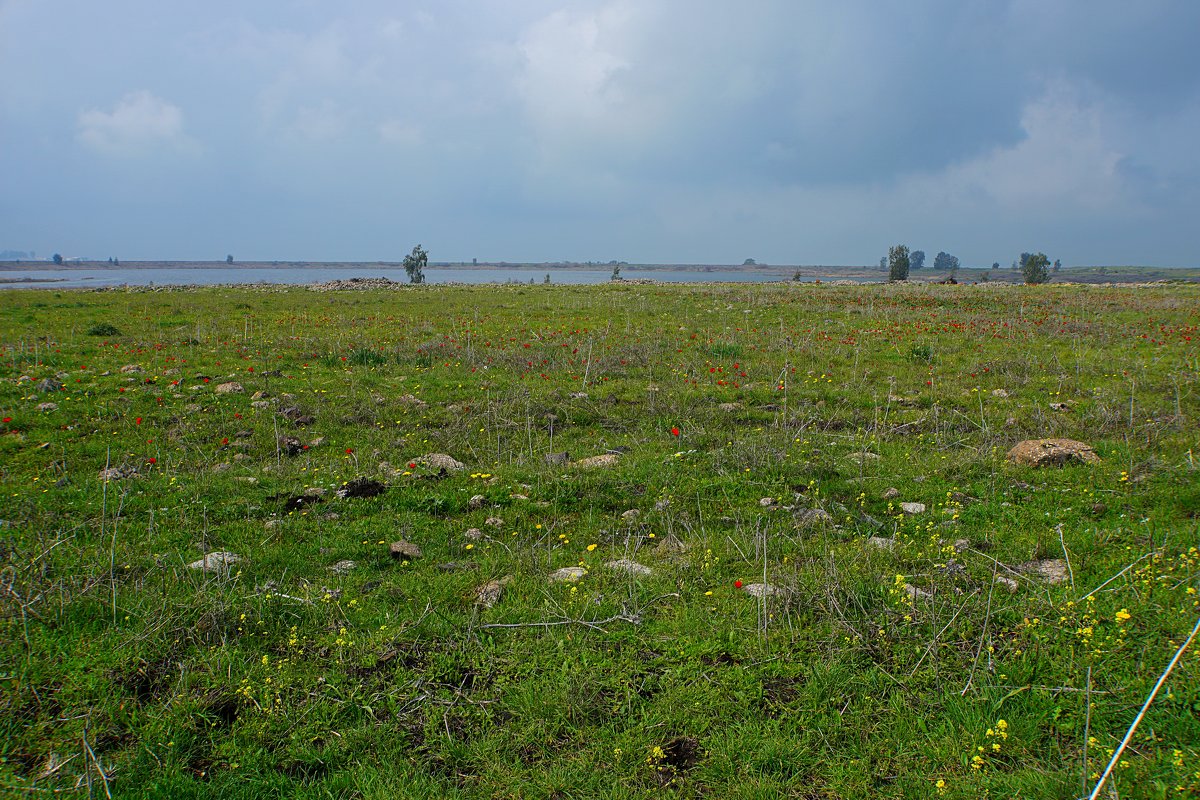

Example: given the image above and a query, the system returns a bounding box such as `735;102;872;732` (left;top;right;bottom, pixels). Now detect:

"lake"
0;265;821;289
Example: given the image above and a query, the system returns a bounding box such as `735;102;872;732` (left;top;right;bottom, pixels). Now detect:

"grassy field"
1;281;1198;799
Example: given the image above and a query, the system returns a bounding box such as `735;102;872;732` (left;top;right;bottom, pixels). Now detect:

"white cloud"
77;91;197;157
924;83;1127;212
378;119;423;147
287;100;348;143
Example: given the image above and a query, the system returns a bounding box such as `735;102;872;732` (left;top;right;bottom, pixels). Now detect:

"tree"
910;250;926;270
743;258;756;266
992;262;1000;270
1019;252;1033;270
403;244;428;284
1022;252;1050;284
888;244;910;282
1053;259;1062;272
52;253;63;265
933;251;959;272
879;256;887;271
226;254;234;264
610;264;621;281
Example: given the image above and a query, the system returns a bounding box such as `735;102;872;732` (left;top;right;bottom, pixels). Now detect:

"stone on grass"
904;583;931;600
866;536;895;550
994;576;1019;593
605;559;652;577
882;487;900;500
742;583;782;598
468;494;486;510
35;378;62;393
37;402;58;412
621;509;641;523
188;551;241;572
1007;438;1100;468
544;452;570;466
337;477;387;498
1017;558;1069;585
571;453;620;469
900;502;926;515
329;560;357;575
389;540;422;560
718;402;743;412
991;388;1009;398
464;528;485;541
215;381;244;394
473;576;513;608
413;453;465;473
654;534;686;556
98;466;136;482
485;516;504;528
549;566;587;583
794;508;832;526
759;497;775;507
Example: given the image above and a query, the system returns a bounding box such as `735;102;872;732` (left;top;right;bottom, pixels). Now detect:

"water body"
0;265;817;289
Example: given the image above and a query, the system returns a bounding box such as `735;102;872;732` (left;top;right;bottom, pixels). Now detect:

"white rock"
549;566;587;583
900;502;926;515
605;559;652;577
188;551;241;572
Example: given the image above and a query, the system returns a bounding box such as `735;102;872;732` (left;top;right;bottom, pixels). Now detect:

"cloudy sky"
2;1;1198;266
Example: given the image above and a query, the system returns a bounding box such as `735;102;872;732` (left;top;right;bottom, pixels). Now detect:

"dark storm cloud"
1;0;1197;265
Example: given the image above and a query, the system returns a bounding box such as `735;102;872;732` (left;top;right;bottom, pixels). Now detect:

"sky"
2;0;1199;266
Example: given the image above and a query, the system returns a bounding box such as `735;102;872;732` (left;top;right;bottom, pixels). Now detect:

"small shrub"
86;322;122;336
347;348;388;366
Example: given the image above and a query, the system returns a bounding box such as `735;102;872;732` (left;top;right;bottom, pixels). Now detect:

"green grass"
1;281;1199;798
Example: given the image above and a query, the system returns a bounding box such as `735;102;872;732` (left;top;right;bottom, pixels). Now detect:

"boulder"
1017;558;1069;585
413;453;465;473
605;559;652;577
1007;439;1100;467
571;454;620;469
188;551;241;572
549;566;587;583
389;540;422;560
473;576;513;608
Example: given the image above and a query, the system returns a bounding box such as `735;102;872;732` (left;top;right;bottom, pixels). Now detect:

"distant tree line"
883;246;1061;284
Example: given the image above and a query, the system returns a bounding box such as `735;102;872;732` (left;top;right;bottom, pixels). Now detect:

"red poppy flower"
671;427;680;437
146;457;157;464
345;448;353;454
408;462;416;469
734;580;743;589
135;417;142;425
2;416;11;423
221;437;229;445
